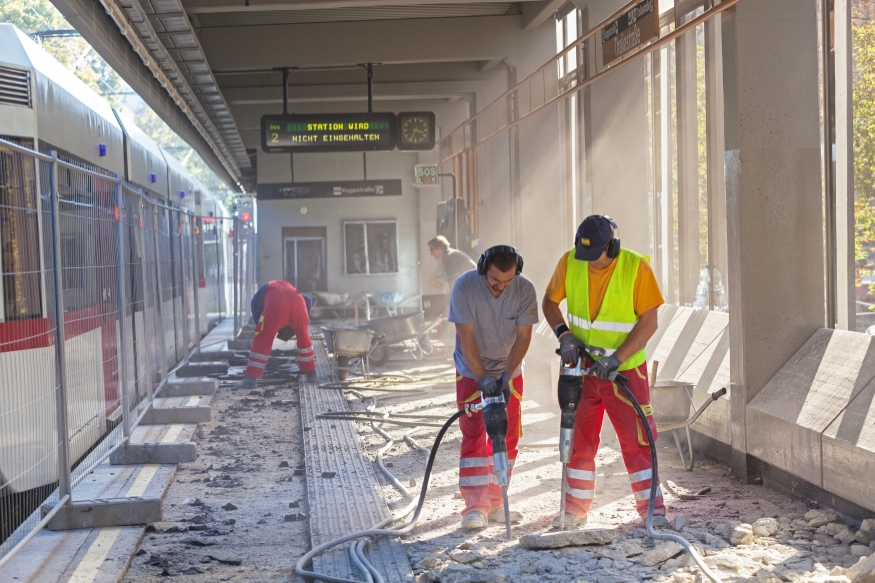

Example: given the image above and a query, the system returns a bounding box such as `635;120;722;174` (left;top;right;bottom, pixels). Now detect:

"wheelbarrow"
321;327;377;381
356;311;443;366
649;361;726;472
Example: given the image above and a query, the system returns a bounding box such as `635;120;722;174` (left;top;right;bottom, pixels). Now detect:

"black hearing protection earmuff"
477;245;524;275
603;215;621;259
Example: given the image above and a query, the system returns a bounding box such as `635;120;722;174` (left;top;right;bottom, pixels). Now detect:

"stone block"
141;405;211;425
109;442;197;465
162;380;217;397
176;361;228;377
42;497;161;530
227;339;252;351
518;529;615;549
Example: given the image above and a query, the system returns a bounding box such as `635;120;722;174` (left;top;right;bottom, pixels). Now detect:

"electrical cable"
295;409;465;583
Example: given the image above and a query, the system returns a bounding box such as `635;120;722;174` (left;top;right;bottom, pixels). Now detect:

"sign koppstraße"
261;113;396;153
256;180;403;200
600;0;659;67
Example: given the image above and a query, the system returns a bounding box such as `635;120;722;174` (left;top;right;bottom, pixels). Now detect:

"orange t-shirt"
545;253;664;321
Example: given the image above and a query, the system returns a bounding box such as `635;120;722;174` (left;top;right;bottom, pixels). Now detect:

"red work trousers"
245;282;315;378
456;373;523;517
564;362;665;519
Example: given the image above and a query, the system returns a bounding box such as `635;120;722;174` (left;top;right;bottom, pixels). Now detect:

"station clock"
396;112;436;151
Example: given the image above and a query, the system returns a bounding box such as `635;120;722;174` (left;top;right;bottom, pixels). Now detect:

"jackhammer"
557;356;584;531
465;393;513;540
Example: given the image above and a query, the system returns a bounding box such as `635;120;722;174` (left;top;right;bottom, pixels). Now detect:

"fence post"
233;217;240;336
191;216;202;355
116;180;131;440
152;205;168;382
179;211;191;365
48;152;72;504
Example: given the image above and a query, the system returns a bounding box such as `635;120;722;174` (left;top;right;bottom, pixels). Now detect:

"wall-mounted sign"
601;0;659;68
397;112;436;151
256;179;403;200
261;113;397;153
414;164;439;187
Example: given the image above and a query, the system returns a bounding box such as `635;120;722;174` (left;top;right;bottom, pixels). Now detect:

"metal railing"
438;0;743;163
0;137;255;568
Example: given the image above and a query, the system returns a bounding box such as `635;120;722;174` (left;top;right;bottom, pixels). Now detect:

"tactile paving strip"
299;329;413;582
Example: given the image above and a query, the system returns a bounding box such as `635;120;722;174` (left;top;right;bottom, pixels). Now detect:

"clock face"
402;117;429;144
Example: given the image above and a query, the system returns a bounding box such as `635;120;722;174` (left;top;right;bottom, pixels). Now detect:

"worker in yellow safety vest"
542;215;669;530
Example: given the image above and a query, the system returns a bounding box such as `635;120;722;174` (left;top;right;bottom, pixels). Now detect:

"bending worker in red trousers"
239;280;316;389
542;215;668;530
448;245;538;531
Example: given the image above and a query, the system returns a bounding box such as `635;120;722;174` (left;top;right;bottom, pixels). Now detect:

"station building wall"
256;148;420;301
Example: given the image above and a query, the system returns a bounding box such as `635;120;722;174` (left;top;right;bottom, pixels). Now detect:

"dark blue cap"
574;215;613;261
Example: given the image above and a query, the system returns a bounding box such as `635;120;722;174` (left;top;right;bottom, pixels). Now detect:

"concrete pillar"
721;0;825;481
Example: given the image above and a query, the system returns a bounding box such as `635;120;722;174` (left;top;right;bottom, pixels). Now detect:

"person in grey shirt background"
448;245;539;531
428;235;477;292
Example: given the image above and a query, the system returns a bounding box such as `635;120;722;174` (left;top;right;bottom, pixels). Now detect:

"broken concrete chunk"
288;501;300;508
671;515;690;531
322;471;336;478
279;461;289;468
835;526;859;545
752;518;778;538
729;523;754;546
861;518;875;533
858;530;874;545
805;509;839;528
448;550;483;564
518;528;615;549
851;544;871;557
641;541;683;567
222;502;238;511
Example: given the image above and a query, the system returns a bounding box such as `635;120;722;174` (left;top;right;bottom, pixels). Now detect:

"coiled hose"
294;409;465;583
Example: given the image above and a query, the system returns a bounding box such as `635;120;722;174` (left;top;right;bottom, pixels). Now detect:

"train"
0;23;237;499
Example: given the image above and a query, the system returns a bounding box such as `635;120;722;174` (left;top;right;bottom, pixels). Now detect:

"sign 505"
415;164;439;187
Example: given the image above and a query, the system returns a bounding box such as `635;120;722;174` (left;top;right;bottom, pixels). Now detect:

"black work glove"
591;353;622;381
559;332;585;366
499;371;511;404
477;374;501;398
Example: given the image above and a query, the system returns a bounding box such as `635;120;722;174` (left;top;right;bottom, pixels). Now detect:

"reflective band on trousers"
298;355;315;362
459;476;490;486
247;361;266;369
567;486;594;499
633;486;663;501
249;351;270;361
567;468;596;481
459;457;490;468
628;469;652;483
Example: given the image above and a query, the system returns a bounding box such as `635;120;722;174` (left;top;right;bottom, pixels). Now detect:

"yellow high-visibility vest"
565;247;646;371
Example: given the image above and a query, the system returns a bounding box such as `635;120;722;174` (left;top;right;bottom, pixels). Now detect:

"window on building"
343;221;398;275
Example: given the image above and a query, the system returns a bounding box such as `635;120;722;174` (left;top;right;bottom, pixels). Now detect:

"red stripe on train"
0;306;109;352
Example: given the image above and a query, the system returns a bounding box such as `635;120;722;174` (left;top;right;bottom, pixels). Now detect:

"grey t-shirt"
448;270;539;379
439;248;477;290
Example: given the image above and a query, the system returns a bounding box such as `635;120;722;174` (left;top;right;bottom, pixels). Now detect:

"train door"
169;211;185;364
157;207;176;370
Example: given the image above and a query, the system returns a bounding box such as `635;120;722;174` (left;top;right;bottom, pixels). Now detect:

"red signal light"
241;212;251;222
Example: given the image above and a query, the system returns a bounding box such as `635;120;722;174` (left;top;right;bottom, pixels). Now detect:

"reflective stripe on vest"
565;247;647;371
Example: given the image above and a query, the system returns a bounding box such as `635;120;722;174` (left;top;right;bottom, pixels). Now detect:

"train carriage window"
0;137;43;321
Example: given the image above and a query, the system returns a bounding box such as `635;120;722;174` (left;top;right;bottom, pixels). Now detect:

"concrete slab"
237;330;254;340
189;349;235;362
130;421;197;444
109;442;197;465
175;361;228;377
228;338;252;350
747;329;875;487
141;405;211;424
42;498;162;530
161;378;217;397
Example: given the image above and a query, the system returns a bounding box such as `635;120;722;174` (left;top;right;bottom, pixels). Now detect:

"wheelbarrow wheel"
335;356;350;381
369;344;390;366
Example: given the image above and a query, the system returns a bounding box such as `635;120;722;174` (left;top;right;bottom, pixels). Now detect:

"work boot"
650;515;670;529
304;370;317;383
460;511;488;531
487;507;523;524
237;375;257;390
551;513;587;531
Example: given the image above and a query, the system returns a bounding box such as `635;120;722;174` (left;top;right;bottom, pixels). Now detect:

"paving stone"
518;529;615;550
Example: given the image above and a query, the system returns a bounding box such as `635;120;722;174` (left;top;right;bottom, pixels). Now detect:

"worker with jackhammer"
238;280;317;389
542;215;669;530
448;245;538;531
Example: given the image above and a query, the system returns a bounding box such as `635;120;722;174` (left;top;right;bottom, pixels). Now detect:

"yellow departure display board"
261;113;397;153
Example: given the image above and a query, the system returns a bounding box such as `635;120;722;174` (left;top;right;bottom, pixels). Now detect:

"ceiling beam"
522;0;567;29
200;15;552;69
184;0;538;14
479;58;505;72
221;81;484;104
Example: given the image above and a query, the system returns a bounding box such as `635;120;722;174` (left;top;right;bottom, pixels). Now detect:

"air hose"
295;409;466;583
611;372;722;583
